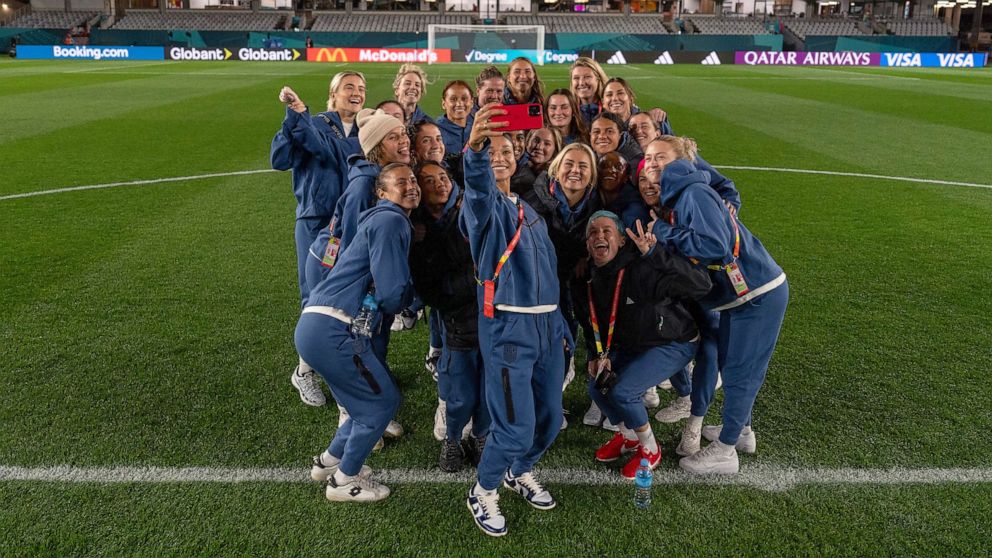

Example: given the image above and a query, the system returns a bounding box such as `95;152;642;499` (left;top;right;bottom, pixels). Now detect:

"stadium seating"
686;17;769;35
883;17;954;36
782;17;865;40
112;10;281;31
9;10;97;29
309;12;474;33
505;14;668;34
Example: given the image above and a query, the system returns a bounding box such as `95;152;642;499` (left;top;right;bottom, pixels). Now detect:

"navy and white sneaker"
502;471;556;510
466;483;506;537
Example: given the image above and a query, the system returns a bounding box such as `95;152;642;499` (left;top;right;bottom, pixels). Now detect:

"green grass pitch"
1;59;991;556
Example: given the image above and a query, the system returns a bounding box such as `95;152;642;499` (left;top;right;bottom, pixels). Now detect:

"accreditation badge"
321;238;340;269
726;262;750;296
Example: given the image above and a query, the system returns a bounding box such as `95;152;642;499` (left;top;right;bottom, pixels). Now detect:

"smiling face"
331;75;366;117
413;123;444;163
378;101;406;124
380;125;412;165
546;94;573;131
642;140;678;184
415;164;452;208
394;72;423;108
587;216;625;267
477;77;505;106
441;84;473;124
598;152;629;194
638;172;660;207
510;130;526;160
378;166;421;211
508;60;535;100
526;128;556;167
489;135;517;182
570;65;599;105
590;118;621;156
628;113;659;150
603;82;632;122
555;148;594;200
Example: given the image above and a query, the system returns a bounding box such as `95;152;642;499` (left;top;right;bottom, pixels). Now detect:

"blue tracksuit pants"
295;216;329;307
668;365;692;398
590;341;697;431
690;309;721;417
295;312;401;476
717;281;789;446
437;346;490;441
428;308;443;348
476;311;565;490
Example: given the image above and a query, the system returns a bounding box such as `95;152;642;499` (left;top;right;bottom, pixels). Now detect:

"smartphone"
490;103;543;132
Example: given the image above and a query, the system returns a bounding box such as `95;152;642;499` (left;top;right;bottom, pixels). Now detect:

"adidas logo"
653;51;674;65
701;51;722;65
606;51;627;65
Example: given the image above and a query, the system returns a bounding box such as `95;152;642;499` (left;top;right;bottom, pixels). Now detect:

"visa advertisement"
735;51;987;68
17;45;165;61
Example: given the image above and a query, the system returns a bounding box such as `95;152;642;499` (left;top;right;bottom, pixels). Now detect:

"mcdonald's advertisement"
307;47;451;64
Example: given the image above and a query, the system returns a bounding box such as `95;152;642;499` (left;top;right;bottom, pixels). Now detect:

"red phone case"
491;104;544;132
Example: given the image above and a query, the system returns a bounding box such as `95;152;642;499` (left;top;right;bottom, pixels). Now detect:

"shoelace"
478;490;501;518
299;371;321;393
516;472;546;496
442;441;461;460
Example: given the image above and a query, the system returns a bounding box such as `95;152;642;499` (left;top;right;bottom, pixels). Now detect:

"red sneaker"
621;443;662;479
595;433;639;462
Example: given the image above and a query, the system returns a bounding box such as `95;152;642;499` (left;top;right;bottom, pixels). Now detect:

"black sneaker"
463;434;487;468
439;438;464;472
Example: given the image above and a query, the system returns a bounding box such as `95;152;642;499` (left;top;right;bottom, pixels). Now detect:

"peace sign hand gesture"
625;219;657;255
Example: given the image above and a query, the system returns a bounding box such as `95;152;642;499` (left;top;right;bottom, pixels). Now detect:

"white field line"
2;465;992;493
0;169;278;201
3;165;990;204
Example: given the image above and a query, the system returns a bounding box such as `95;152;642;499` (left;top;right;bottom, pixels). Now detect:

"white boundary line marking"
2;465;991;492
2;165;989;203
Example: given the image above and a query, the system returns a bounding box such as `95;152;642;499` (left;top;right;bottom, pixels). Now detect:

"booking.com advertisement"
17;45;165;61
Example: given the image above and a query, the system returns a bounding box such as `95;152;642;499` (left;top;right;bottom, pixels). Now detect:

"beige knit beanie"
357;108;404;157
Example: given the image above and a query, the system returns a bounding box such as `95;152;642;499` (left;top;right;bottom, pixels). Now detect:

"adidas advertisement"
167;47;304;62
580;50;734;65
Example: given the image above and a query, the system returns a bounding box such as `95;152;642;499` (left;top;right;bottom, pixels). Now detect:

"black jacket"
409;194;479;350
525;172;594;281
586;244;711;356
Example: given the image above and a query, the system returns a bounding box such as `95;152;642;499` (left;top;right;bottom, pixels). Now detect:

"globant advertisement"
18;45;165;61
167;47;305;61
735;51;987;68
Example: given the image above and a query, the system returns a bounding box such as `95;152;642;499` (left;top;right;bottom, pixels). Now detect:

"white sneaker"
560;413;568;431
679;439;739;474
654;395;691;423
582;401;603;426
424;348;442;380
562;356;575;392
337;404;350;428
503;471;556;510
602;417;619;432
462;418;474;441
291;365;326;407
676;425;701;457
384;420;404;439
658;379;673;390
642;387;661;408
467;483;506;537
715;372;722;390
433;400;447;442
372;437;384;452
310;454;371;482
391;309;419;331
326;474;390;502
701;425;756;454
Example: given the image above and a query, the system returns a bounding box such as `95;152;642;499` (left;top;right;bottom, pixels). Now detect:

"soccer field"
1;59;991;556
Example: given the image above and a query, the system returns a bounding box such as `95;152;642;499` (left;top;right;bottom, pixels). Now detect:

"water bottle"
351;292;378;338
634;458;652;509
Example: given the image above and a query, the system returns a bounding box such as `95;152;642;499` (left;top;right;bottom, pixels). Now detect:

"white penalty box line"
3;465;992;493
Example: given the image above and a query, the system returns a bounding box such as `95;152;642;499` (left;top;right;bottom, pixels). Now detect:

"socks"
297;357;313;374
635;428;658;454
320;451;340;468
619;423;637;442
742;425;753;435
474;481;496;496
686;415;704;431
332;469;354;485
429;346;442;357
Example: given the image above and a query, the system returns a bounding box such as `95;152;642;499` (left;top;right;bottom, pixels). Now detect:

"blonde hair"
570;57;609;102
327;71;366;111
393;64;428;96
652;135;698;163
548;143;598;189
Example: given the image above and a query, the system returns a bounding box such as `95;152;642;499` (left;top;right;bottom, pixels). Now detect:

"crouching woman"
585;211;711;479
294;163;420;503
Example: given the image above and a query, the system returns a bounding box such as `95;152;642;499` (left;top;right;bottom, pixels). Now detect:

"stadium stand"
9;10;97;29
687;17;770;35
504;14;667;34
782;17;866;40
309;12;474;33
112;10;281;31
883;17;954;36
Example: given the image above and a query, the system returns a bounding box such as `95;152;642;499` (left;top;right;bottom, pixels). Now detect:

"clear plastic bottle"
351;292;378;338
634;458;652;509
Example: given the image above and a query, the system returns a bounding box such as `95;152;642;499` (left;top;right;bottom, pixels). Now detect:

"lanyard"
319;114;346;140
670;206;741;269
587;269;625;358
482;200;525;318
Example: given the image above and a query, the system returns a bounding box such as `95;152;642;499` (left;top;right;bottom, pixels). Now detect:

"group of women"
270;57;788;537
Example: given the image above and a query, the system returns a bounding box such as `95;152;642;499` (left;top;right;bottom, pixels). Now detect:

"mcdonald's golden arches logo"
309;48;348;62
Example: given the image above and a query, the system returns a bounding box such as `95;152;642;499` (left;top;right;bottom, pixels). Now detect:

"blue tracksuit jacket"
436;114;474;160
270;108;361;219
332;156;380;251
624;154;741;228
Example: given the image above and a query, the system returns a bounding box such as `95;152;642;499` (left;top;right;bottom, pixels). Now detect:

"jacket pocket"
354;355;382;395
501;367;516;424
